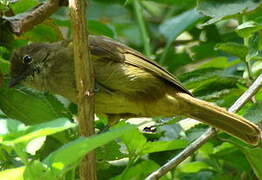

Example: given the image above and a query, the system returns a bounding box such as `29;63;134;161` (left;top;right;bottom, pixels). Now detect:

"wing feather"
89;35;192;95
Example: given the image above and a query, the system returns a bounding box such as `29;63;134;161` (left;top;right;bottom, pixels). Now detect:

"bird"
9;35;261;145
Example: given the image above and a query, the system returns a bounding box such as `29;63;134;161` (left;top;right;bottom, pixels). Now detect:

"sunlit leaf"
0;118;76;146
44;123;135;176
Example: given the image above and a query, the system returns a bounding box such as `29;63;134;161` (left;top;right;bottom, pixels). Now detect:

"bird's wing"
89;35;192;96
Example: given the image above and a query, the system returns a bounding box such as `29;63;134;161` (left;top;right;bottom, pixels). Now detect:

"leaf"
198;57;240;69
0;118;26;135
24;160;56;180
43;123;135;176
147;0;196;6
197;0;262;25
114;122;147;155
178;161;213;173
159;9;204;43
215;42;248;59
96;141;126;161
242;148;262;179
0;118;76;146
10;0;38;14
141;139;188;154
243;101;262;123
0;86;71;125
112;160;167;180
0;57;10;74
192;77;238;98
0;166;25;180
21;21;63;42
88;20;116;38
236;21;262;38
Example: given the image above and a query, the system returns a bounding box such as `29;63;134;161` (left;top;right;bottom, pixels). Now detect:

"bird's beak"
8;76;25;88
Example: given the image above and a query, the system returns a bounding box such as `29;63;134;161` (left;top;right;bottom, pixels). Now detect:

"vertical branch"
69;0;96;180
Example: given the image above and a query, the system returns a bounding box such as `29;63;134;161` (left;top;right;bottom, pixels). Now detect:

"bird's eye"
23;55;32;64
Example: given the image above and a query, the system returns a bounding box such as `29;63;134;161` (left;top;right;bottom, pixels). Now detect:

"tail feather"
175;92;261;145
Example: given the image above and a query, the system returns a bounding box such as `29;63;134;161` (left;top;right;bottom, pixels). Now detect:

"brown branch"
69;0;96;180
3;0;67;35
146;73;262;180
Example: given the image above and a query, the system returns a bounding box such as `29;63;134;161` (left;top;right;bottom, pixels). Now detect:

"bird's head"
9;43;51;87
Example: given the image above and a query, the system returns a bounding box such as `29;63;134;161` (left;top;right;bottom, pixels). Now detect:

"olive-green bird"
9;35;261;145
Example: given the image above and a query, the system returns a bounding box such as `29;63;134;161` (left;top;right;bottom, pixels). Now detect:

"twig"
69;0;96;180
133;0;152;57
145;73;262;180
3;0;67;35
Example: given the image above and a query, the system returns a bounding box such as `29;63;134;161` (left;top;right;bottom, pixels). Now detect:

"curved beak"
8;76;25;88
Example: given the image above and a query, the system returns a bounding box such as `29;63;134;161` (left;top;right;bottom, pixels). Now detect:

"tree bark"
69;0;96;180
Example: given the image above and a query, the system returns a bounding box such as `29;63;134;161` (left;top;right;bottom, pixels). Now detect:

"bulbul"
9;35;261;145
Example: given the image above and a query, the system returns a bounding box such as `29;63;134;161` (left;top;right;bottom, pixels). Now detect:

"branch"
146;73;262;180
69;0;96;180
3;0;67;35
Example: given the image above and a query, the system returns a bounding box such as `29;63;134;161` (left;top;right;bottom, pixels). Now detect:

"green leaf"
10;0;38;14
141;139;188;154
21;22;63;42
0;118;26;135
112;160;166;180
88;20;116;38
242;148;262;179
236;21;262;38
0;87;71;125
0;57;10;74
115;122;147;155
197;0;262;25
192;77;238;98
215;42;248;59
243;101;262;123
24;160;56;180
198;57;240;69
0;118;76;146
146;0;196;6
0;166;25;180
96;141;126;161
159;8;204;43
43;123;135;176
178;161;213;173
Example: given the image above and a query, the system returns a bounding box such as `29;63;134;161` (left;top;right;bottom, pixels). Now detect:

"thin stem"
159;41;171;65
133;0;152;57
242;16;253;81
145;73;262;180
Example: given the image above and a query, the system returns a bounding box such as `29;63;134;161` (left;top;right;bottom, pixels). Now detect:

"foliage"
0;0;261;179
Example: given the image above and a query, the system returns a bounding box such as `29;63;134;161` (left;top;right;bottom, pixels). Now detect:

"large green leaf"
197;0;262;25
243;101;262;123
178;161;214;173
0;86;71;125
242;148;262;179
159;9;204;43
236;21;262;38
0;118;76;146
215;42;248;59
112;160;168;180
43;123;135;176
24;160;56;180
159;8;204;63
10;0;38;14
141;139;188;154
0;166;25;180
114;122;147;155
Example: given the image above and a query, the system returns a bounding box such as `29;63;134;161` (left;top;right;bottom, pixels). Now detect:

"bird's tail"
175;92;261;145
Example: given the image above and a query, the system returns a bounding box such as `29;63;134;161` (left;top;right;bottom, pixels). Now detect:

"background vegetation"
0;0;261;179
